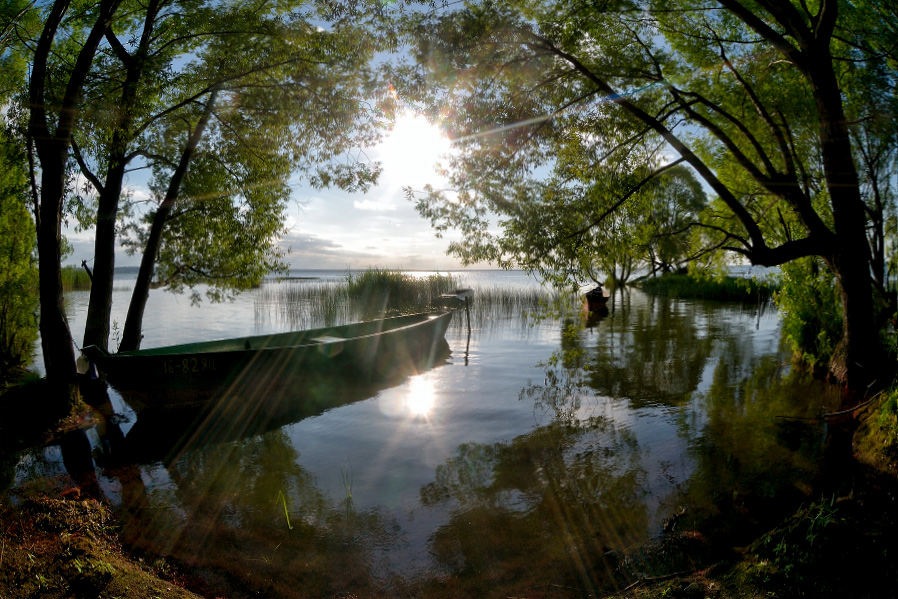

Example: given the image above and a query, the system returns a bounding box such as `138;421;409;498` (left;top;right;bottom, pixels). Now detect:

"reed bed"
456;284;577;330
345;268;459;314
254;270;574;330
61;265;92;292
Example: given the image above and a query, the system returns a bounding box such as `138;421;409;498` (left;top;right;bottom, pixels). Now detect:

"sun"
379;111;454;181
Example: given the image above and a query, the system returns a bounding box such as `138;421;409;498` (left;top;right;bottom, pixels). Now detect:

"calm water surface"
9;270;841;595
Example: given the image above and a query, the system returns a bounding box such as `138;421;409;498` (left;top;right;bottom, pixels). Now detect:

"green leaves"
0;127;38;378
70;0;394;300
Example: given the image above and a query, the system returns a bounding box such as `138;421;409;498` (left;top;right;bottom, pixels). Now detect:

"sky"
64;112;483;272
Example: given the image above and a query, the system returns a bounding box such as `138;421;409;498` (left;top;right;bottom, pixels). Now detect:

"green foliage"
873;388;898;450
345;268;458;314
395;0;897;387
748;497;845;595
774;258;843;369
60;266;91;292
854;387;898;473
639;273;776;302
0;132;37;381
99;0;393;304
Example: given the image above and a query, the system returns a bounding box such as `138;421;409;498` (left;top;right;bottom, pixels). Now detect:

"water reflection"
681;354;839;540
8;287;845;595
421;416;649;592
532;293;840;543
120;429;405;597
405;376;436;417
410;294;840;593
119;339;451;463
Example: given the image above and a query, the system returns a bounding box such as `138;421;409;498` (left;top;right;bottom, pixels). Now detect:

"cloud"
353;199;397;211
283;234;347;256
124;185;153;203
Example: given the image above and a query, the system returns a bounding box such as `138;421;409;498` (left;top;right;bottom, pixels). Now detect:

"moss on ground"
0;497;201;599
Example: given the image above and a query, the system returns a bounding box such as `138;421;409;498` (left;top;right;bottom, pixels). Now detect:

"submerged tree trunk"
118;89;218;352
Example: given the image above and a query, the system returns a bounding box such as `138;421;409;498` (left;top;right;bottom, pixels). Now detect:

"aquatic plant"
61;265;92;292
275;490;293;531
253;270;579;331
341;461;353;501
638;272;776;302
345;268;459;314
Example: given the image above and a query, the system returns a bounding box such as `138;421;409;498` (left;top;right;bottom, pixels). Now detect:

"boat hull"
83;311;453;411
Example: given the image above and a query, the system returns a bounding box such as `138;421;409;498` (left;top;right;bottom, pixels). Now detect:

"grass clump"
345;268;458;314
61;265;92;292
638;272;775;302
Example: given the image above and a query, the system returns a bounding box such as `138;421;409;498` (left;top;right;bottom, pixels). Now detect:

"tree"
0;128;38;381
66;0;389;352
0;2;39;382
397;0;894;390
23;0;122;403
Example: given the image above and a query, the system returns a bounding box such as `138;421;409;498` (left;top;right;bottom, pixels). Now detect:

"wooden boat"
82;311;452;411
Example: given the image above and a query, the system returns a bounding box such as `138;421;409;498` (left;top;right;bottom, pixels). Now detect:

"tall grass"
638;273;776;302
255;280;350;329
61;265;92;292
345;268;458;315
254;269;574;330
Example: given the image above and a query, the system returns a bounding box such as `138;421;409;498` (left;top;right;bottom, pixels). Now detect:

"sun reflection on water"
405;376;436;417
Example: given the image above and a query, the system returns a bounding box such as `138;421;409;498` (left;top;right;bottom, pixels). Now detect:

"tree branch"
71;138;104;194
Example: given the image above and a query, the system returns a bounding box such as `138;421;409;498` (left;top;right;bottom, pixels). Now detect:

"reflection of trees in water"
538;291;840;546
121;430;404;598
584;295;716;406
419;409;649;593
679;355;840;543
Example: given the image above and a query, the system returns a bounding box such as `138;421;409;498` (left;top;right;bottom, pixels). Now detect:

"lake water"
7;270;841;596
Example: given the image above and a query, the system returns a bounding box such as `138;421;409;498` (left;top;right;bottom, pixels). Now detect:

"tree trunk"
83;163;125;351
36;149;79;405
808;40;884;391
828;252;883;390
118;89;218;352
82;0;161;352
29;0;121;406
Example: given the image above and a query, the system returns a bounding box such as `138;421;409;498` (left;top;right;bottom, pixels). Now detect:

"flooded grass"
61;266;92;292
255;269;578;330
345;268;459;311
638;272;776;302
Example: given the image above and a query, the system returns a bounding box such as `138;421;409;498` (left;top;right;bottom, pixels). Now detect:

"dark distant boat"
82;311;452;411
585;286;609;311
